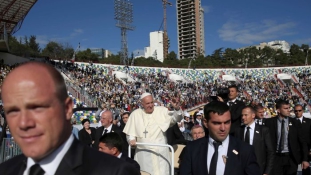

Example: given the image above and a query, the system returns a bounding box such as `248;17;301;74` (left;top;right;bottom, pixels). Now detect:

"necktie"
29;164;45;175
102;129;108;136
245;126;250;144
209;141;222;175
228;102;234;107
278;119;285;153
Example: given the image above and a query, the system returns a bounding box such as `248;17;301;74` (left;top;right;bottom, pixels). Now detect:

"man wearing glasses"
294;104;311;175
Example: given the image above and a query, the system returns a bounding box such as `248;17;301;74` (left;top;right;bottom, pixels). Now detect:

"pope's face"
142;96;154;114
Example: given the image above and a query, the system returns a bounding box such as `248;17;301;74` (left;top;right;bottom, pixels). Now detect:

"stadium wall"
0;52;28;65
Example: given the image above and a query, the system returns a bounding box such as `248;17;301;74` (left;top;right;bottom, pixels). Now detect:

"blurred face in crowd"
83;121;90;129
241;108;255;126
2;63;73;162
277;104;291;118
196;114;202;120
255;108;264;119
206;111;231;142
294;105;303;118
142;95;154;114
100;111;113;128
228;87;238;100
122;113;129;124
191;127;205;140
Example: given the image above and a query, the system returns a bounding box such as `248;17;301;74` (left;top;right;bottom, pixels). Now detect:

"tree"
42;41;64;59
167;51;177;60
28;35;41;57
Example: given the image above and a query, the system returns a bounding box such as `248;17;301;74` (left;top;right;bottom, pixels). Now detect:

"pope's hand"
129;140;136;147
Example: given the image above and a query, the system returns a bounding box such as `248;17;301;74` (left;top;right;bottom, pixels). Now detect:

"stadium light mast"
114;0;135;65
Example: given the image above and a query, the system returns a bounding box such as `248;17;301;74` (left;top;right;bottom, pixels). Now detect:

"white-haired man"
123;93;183;175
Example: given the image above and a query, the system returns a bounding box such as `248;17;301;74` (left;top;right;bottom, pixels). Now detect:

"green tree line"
8;35;311;68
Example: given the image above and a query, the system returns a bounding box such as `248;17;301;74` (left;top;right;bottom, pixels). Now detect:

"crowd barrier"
0;138;22;163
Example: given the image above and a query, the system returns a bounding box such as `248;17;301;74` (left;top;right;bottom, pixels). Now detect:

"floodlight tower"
114;0;134;65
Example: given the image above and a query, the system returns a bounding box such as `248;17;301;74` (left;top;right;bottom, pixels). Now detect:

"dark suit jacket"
300;117;311;149
0;138;140;175
265;117;309;164
234;124;275;174
120;153;140;171
78;127;96;147
93;124;126;150
228;100;245;134
180;136;260;175
166;123;188;146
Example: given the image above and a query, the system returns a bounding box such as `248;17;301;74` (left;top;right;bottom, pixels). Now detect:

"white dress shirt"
102;124;113;135
207;136;229;175
23;135;74;175
244;121;255;145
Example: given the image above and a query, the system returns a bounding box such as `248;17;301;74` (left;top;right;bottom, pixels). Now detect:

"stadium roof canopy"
0;0;37;35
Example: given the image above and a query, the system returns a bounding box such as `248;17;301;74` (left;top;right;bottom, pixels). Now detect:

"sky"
14;0;311;57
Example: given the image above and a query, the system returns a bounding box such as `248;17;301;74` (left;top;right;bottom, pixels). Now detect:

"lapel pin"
303;121;306;123
289;122;292;126
256;131;259;134
222;155;228;164
233;150;238;155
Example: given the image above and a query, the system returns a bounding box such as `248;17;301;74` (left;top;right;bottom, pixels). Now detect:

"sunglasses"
294;110;302;112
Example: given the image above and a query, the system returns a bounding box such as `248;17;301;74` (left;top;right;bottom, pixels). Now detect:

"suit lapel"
224;136;239;175
199;138;208;174
240;127;245;141
55;139;84;175
253;124;260;146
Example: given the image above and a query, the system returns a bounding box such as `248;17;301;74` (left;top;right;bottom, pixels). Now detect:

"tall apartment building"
176;0;205;59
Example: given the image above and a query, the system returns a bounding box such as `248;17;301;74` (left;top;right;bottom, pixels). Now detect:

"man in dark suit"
180;101;260;175
0;62;139;175
265;100;309;175
98;132;140;171
234;106;275;175
93;110;126;150
166;122;188;145
294;104;311;175
218;85;245;135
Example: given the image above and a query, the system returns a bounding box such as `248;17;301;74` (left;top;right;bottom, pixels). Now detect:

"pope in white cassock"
123;92;183;175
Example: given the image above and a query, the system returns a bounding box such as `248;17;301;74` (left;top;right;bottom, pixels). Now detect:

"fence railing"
0;138;22;163
128;142;174;175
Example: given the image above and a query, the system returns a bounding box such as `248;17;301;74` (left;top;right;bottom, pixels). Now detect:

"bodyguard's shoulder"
0;154;25;172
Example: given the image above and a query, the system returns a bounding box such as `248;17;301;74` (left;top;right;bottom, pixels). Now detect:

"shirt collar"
278;116;288;122
208;135;229;147
25;135;74;175
248;121;256;129
117;152;122;159
105;124;113;132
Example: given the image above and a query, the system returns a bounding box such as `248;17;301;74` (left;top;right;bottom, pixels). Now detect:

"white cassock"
123;106;182;175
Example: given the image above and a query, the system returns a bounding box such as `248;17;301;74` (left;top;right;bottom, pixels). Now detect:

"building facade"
176;0;205;59
144;31;164;62
90;48;112;59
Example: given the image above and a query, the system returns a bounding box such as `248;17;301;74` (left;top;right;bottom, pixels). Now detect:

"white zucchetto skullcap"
140;92;152;100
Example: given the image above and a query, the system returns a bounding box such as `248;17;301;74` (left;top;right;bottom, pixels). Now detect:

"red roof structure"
0;0;38;35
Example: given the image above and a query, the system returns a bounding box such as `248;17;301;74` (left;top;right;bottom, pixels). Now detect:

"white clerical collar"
24;134;74;175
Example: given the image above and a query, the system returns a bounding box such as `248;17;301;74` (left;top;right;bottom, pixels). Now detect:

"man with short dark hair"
234;106;274;175
294;104;311;175
218;85;245;135
180;101;260;175
0;62;139;175
265;100;309;175
99;132;140;171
